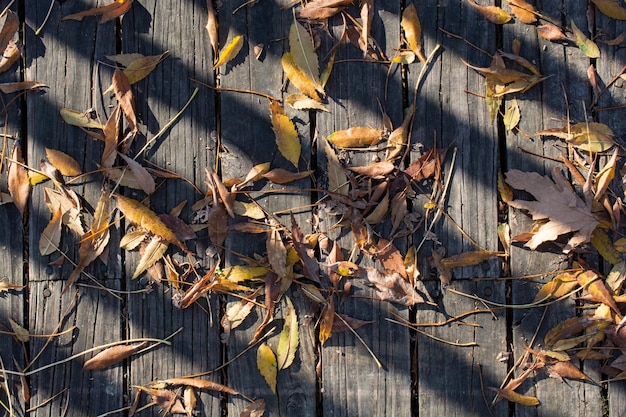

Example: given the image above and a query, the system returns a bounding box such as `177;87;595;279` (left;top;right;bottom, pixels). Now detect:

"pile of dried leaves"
2;0;626;415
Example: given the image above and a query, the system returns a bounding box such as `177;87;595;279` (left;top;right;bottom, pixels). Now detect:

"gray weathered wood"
120;1;221;415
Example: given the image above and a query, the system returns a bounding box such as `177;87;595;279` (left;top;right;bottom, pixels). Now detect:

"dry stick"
477;363;496;417
190;78;279;102
386;318;478;347
25;388;68;413
0;354;13;417
34;0;55;35
0;326;76;339
3;328;182;377
447;284;583;309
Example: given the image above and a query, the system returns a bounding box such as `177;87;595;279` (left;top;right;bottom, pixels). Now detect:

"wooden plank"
120;1;221;415
218;2;317;416
314;3;412;416
24;1;124;415
0;4;26;413
503;1;603;416
408;1;506;415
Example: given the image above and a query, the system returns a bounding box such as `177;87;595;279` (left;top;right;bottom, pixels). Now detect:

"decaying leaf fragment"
63;0;133;24
0;280;25;293
240;399;266;417
361;267;425;306
505;168;599;250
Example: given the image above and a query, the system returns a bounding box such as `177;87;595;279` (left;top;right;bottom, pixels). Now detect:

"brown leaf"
63;0;133;24
536;24;569;42
0;81;46;93
84;342;147;370
207;203;228;247
349;161;395;177
297;0;353;20
44;148;81;177
376;239;408;280
208;169;235;218
576;270;622;318
206;0;219;55
0;10;18;54
545;358;595;383
0;40;21;74
505;168;599;250
359;0;373;56
404;147;448;182
291;213;320;284
592;0;626;20
112;69;138;132
8;141;30;217
331;313;374;333
240;399;266;417
361;267;425;306
386;104;415;161
267;228;288;278
544;316;591;347
440;250;503;268
158;378;242;397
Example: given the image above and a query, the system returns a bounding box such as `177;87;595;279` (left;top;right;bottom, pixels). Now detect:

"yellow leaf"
104;52;168;94
533;273;579;302
401;3;426;63
592;228;621;265
233;201;265;220
537;122;614;152
592;0;626;20
132;236;168;279
257;343;277;394
39;207;63;256
8;142;30;217
214;35;244;69
115;194;186;251
276;297;299;370
282;52;323;101
571;20;600;58
319;298;334;345
595;148;618;200
467;0;512;24
491;387;540;406
285;93;329;112
221;265;269;283
289;21;320;89
60;108;104;129
503;98;520;131
270;101;300;168
327;127;384;148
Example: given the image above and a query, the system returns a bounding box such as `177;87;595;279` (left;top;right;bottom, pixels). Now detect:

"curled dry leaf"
84;342;147;370
361;267;425;306
386;104;415;161
214;35;244;69
133;236;168;280
112;69;138;132
39;207;63;256
118;153;155;195
467;0;512;24
0;81;46;93
0;10;19;53
270;101;301;168
297;0;353;20
240;399;266;417
0;40;21;74
533;272;579;302
285;93;329;111
63;0;133;24
157;378;243;397
490;387;540;406
205;0;219;55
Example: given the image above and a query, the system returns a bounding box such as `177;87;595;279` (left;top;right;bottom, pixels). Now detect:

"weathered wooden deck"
1;0;626;416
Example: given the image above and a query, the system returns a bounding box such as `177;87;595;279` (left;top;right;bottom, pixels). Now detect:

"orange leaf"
157;378;242;397
576;270;622;318
490;387;540;406
319;297;335;345
507;0;537;24
401;3;426;63
8;141;30;217
45;148;81;177
467;0;512;24
536;24;569;42
349;161;395;177
262;168;312;184
63;0;133;24
327;127;384;148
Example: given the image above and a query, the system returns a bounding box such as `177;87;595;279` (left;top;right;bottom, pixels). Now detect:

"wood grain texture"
315;3;411;417
120;1;220;415
218;1;317;416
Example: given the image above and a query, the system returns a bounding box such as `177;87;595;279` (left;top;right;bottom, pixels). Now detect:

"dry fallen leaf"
592;0;626;20
257;343;277;394
214;35;244;69
536;122;614;153
506;0;537;24
571;20;600;58
205;0;219;56
327;127;384;149
402;2;426;63
63;0;133;24
361;267;424;306
270;101;301;168
467;0;512;24
84;342;147;370
297;0;353;20
8;141;30;217
282;52;323;101
39;207;63;256
276;296;299;370
289;21;321;91
505;168;599;250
